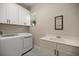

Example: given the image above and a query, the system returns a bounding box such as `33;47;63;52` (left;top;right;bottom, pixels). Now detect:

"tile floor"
23;47;43;56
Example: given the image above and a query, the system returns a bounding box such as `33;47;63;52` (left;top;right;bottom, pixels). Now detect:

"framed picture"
55;15;63;30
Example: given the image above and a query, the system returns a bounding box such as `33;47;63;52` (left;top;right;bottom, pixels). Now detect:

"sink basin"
56;36;61;39
47;35;61;38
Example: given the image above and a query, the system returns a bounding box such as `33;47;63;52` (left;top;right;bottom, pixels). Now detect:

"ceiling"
18;3;35;10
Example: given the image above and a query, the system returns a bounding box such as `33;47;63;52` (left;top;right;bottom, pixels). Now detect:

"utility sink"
56;36;61;39
46;35;61;40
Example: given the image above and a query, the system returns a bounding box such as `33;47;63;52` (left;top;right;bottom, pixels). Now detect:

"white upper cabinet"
18;5;31;26
22;8;29;26
22;8;31;26
0;4;7;24
6;3;19;25
26;12;31;26
0;3;31;26
18;5;24;25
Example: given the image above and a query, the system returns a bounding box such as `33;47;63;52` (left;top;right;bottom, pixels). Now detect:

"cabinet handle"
7;20;8;23
24;22;26;25
54;49;56;55
7;20;10;24
57;50;59;56
9;20;10;24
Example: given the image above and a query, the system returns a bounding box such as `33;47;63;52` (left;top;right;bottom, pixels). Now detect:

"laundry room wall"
29;3;79;46
0;24;29;34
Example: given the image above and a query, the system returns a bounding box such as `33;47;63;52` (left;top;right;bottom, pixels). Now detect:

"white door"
0;4;7;24
7;3;19;24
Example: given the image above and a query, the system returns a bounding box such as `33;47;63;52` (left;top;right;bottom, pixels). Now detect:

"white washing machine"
0;33;32;56
0;36;22;56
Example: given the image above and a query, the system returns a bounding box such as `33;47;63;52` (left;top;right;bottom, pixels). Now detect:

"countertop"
40;35;79;47
0;33;32;39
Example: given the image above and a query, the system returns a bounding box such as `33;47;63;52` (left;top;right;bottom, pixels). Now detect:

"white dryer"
19;33;32;54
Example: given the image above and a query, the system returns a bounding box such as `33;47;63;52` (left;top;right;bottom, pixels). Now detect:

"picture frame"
55;15;63;30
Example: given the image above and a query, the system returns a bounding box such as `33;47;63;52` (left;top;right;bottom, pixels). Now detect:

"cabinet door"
23;9;28;26
40;40;56;56
58;51;79;56
18;6;27;25
18;5;24;25
7;3;19;24
23;37;32;53
18;5;31;26
22;8;31;26
40;46;56;56
57;43;79;56
0;4;7;24
26;12;31;26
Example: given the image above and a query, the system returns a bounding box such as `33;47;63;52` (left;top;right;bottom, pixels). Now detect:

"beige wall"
0;24;29;34
29;3;79;46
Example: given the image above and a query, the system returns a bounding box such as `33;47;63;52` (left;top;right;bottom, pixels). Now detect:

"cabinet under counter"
40;35;79;56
